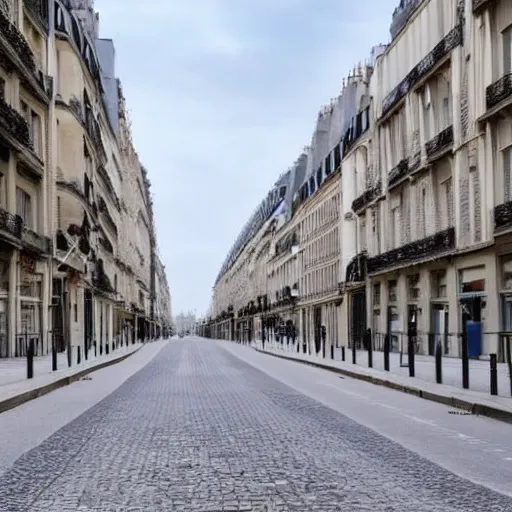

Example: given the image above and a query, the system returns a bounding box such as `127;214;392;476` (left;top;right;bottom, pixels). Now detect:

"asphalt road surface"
0;338;511;511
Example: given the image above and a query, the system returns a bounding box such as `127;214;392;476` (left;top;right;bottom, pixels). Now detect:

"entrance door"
83;290;93;355
52;278;65;353
461;297;482;358
351;291;366;350
431;304;448;355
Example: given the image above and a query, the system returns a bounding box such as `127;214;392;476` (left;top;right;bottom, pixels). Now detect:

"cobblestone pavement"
0;339;511;511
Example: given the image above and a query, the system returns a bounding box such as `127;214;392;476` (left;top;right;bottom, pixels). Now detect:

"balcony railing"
388;159;409;189
367;227;455;274
382;25;463;117
494;201;512;230
486;73;512;112
0;207;23;239
0;97;32;149
425;125;454;159
0;10;36;73
352;181;381;213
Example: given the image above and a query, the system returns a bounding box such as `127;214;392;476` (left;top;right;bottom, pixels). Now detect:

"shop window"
373;283;381;306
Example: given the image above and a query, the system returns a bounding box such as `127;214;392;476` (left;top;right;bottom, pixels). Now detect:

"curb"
0;345;143;415
255;348;512;425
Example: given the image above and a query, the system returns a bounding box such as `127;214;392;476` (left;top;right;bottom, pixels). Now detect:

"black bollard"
52;337;57;372
106;342;109;355
365;329;373;368
408;336;415;378
461;332;469;389
341;346;345;361
27;339;34;379
384;334;390;372
77;345;81;365
490;354;498;396
352;340;356;365
435;341;442;384
331;344;334;359
94;341;97;358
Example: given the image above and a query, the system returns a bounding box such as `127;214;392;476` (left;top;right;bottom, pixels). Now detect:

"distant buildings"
206;0;512;362
0;0;172;358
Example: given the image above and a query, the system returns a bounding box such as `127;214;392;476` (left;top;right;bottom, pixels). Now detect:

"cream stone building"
0;0;171;359
209;0;512;362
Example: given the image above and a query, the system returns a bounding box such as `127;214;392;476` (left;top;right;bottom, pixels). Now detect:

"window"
407;274;420;301
373;283;381;306
371;207;380;254
391;205;400;249
419;187;427;239
431;270;447;299
16;187;32;228
503;25;512;74
388;280;398;303
504;146;512;203
470;167;481;242
442;177;454;229
20;100;41;156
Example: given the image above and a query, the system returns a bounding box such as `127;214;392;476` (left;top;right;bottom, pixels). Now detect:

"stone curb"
0;345;143;415
255;348;512;425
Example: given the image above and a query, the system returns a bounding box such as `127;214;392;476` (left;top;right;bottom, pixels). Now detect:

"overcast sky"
97;0;398;317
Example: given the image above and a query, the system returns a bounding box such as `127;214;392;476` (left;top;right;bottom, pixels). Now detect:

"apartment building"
208;0;512;360
0;0;171;358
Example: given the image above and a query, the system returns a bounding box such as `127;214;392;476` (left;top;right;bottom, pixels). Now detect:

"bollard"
461;332;469;389
341;346;345;361
435;341;442;384
52;337;57;372
106;343;109;355
365;329;372;368
77;345;81;365
384;334;390;371
408;336;415;378
331;344;334;360
100;343;103;356
94;341;97;358
352;341;356;365
490;354;498;396
27;339;34;379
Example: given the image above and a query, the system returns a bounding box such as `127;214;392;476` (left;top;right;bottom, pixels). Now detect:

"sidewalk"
0;341;151;414
252;341;512;423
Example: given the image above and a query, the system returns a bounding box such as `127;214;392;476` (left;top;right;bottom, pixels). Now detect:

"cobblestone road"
0;339;511;511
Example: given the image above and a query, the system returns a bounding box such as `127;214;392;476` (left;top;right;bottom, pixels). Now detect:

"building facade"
208;0;512;361
0;0;171;358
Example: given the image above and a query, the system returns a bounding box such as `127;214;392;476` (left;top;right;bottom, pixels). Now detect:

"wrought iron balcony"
473;0;496;14
21;226;51;254
367;227;455;274
352;181;381;213
0;207;23;239
0;10;36;73
486;73;512;112
388;159;409;189
0;97;32;149
494;201;512;230
425;125;453;159
382;24;463;117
